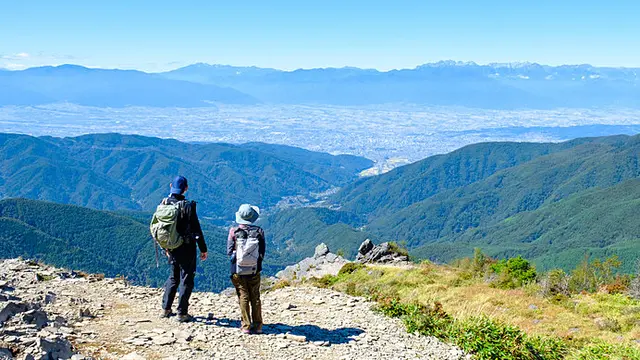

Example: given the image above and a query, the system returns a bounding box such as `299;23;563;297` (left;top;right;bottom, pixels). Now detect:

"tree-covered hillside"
411;178;640;272
263;134;640;272
0;198;265;292
0;133;372;219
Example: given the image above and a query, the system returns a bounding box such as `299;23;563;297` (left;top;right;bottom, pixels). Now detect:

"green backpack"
150;199;185;251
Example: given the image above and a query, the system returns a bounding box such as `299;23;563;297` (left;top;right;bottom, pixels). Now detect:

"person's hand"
200;252;208;261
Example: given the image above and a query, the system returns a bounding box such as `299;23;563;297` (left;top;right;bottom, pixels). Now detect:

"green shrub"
453;248;496;280
452;316;565;360
338;262;365;276
540;269;570;298
312;274;339;288
388;241;409;257
375;296;566;360
490;256;537;289
628;260;640;300
569;340;640;360
569;255;621;294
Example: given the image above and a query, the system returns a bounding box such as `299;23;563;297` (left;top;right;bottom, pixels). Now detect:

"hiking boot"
160;309;171;318
241;329;251;334
177;314;192;323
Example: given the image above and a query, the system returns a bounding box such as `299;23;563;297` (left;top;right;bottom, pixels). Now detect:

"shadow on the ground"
210;318;364;345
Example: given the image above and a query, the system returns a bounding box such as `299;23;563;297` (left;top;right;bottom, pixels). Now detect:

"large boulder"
0;302;30;324
24;337;74;360
314;243;330;258
276;243;350;281
356;240;410;264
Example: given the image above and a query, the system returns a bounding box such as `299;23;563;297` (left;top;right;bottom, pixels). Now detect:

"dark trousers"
231;273;262;331
162;245;196;315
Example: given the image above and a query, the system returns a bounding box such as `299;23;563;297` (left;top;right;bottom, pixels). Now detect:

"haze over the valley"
2;61;640;172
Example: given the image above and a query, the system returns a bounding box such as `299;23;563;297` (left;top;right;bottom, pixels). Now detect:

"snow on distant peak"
419;60;479;68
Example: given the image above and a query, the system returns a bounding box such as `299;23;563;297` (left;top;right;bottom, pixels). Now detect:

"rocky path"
0;259;467;360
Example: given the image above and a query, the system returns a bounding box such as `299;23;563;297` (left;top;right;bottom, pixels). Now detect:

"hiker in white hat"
227;204;265;334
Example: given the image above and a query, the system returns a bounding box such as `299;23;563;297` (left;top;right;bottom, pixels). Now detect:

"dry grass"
331;263;640;349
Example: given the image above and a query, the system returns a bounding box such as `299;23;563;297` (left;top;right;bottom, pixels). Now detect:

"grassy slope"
322;263;640;359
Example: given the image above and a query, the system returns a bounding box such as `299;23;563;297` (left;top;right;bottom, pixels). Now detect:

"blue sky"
1;0;639;72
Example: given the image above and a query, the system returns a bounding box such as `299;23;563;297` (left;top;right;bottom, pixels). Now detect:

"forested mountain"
257;207;370;265
411;178;640;271
263;134;640;272
0;133;372;219
0;198;246;292
3;132;639;277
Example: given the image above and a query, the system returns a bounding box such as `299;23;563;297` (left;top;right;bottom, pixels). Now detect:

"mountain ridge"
4;61;640;108
0;132;372;218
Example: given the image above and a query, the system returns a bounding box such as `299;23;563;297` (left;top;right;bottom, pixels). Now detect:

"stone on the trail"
0;301;29;323
285;333;307;342
22;310;49;329
70;355;87;360
35;337;75;360
175;330;193;342
193;333;208;342
314;243;330;258
153;336;176;346
121;353;146;360
78;308;92;318
44;292;57;305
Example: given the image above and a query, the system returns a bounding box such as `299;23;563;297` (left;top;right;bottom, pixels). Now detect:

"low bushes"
376;298;566;360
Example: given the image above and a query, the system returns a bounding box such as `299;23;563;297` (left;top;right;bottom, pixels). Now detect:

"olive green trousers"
231;273;262;331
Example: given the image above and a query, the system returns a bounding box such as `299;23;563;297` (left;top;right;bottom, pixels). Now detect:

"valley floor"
0;259;467;360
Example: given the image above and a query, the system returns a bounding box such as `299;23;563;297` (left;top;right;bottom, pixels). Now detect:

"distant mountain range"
0;65;257;107
2;62;639;108
161;62;640;109
0;133;372;219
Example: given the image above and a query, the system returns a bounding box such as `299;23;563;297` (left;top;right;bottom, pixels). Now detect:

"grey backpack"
235;226;261;275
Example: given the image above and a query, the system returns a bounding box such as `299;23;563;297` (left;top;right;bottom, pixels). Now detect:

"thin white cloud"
3;63;28;70
1;52;30;60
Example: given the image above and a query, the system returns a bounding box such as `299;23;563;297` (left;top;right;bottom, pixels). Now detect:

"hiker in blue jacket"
160;176;208;322
227;204;266;334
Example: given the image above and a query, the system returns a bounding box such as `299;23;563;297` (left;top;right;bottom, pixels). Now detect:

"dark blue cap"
170;176;188;194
